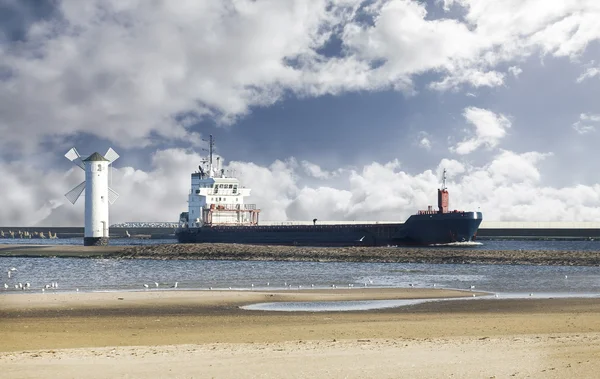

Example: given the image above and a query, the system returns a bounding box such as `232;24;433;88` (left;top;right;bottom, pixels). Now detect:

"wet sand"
1;289;600;378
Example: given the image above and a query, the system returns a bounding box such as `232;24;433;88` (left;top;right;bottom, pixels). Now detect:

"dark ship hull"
176;211;483;247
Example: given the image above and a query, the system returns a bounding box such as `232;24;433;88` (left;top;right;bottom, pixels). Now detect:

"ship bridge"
184;135;260;227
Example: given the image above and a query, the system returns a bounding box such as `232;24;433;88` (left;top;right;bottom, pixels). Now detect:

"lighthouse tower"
64;148;119;246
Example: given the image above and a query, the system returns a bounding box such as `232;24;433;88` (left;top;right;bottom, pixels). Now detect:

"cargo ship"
176;136;482;246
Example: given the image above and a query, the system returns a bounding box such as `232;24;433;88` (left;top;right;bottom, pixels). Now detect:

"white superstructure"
183;135;260;228
64;148;119;245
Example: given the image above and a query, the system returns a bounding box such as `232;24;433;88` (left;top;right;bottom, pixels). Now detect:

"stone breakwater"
1;243;599;266
103;243;600;266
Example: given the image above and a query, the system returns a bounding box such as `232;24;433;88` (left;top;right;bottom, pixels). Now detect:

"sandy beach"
1;288;600;378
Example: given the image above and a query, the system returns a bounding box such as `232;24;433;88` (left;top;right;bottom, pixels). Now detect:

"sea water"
1;255;599;294
2;238;599;312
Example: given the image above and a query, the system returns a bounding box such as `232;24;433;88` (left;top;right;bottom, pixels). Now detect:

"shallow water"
241;293;600;312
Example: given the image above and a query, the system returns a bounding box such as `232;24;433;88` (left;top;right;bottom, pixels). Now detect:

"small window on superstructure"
228;184;233;188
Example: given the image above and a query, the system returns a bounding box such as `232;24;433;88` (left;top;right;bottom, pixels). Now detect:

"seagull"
3;283;7;290
25;282;30;289
155;282;159;288
564;275;568;279
358;236;365;242
470;285;475;291
172;282;178;288
9;267;17;272
7;271;11;279
494;294;498;298
143;284;149;289
266;282;270;286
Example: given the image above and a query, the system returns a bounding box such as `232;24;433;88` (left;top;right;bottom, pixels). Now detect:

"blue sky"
1;0;600;226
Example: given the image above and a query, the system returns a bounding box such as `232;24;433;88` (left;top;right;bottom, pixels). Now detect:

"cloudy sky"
1;0;600;226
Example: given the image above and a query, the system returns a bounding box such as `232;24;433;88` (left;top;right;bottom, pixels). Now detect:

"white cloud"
0;0;363;151
572;113;599;134
3;147;600;227
508;66;523;77
301;161;337;179
576;62;600;83
437;159;466;180
429;69;505;91
1;0;599;153
419;137;432;150
451;107;511;155
416;131;432;150
581;113;600;122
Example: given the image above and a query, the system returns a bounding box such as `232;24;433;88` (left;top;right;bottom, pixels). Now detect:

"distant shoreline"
1;243;599;266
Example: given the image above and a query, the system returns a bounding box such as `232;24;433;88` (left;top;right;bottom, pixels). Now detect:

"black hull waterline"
176;212;483;247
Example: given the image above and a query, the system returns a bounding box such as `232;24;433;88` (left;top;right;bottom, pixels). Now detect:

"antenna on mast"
209;134;214;177
201;134;215;177
442;168;447;190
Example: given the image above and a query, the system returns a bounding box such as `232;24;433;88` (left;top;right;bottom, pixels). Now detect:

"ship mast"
201;134;215;178
208;134;214;178
442;168;447;190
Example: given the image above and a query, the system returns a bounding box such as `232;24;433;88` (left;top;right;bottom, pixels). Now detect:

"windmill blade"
65;181;86;204
108;187;119;204
104;147;119;163
65;147;84;169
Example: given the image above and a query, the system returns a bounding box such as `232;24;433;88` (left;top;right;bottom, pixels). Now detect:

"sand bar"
1;289;600;378
2;242;600;265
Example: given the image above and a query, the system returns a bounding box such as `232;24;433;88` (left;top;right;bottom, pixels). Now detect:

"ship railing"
208;204;258;211
417;210;466;215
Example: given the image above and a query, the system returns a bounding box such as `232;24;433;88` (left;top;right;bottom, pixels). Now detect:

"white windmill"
64;148;119;246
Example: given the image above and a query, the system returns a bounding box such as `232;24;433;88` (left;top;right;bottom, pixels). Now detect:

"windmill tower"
64;148;119;246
